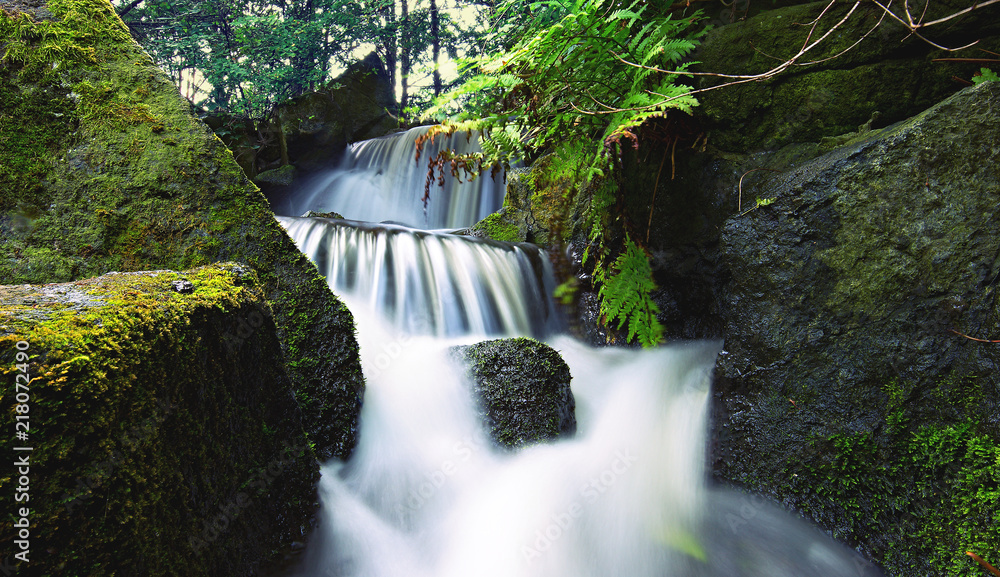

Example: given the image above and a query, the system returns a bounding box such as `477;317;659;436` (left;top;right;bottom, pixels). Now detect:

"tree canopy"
112;0;508;121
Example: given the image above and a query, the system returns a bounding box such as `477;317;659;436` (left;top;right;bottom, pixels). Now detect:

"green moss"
471;211;520;243
781;373;1000;576
453;337;575;450
691;1;997;152
255;164;297;187
0;263;318;576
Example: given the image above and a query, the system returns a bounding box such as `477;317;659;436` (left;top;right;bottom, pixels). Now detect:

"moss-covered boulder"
452;337;576;450
474;157;594;248
713;80;1000;576
0;0;363;460
0;263;316;576
467;208;525;243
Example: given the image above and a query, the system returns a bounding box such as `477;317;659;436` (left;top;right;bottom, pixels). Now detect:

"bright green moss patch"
0;263;318;576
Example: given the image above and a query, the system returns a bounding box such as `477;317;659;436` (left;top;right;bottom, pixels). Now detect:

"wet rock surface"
452;337;576;450
712;81;1000;575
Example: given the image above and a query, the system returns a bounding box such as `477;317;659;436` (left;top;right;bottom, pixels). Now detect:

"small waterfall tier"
284;125;505;229
278;216;562;338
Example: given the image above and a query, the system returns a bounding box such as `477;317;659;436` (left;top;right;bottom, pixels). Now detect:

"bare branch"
869;0;998;51
919;0;1000;27
577;0;992;117
798;7;889;65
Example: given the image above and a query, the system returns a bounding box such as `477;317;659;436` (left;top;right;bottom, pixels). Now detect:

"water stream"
283;125;506;229
276;129;881;577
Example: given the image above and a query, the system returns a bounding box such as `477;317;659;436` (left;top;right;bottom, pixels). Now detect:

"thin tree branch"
917;0;1000;28
116;0;144;19
570;0;990;117
869;0;997;51
797;7;888;65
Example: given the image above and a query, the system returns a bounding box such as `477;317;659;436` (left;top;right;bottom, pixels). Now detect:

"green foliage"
972;67;999;84
738;196;775;216
112;0;364;120
596;236;664;347
426;0;705;347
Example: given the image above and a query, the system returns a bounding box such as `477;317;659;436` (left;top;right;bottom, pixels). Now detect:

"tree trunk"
400;0;410;111
380;0;397;96
430;0;441;97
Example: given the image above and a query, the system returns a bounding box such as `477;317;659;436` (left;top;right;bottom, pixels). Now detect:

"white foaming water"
279;126;882;577
285;126;506;228
293;304;720;577
291;314;881;577
277;216;561;338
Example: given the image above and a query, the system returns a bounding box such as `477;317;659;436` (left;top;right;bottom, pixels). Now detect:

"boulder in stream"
452;337;576;450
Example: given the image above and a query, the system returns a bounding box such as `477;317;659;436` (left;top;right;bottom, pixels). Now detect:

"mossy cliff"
452;338;576;450
713;80;1000;576
0;0;364;460
481;0;1000;345
0;263;317;576
692;0;1000;153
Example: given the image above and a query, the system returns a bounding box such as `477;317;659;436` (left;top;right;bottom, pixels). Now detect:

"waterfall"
276;128;882;577
283;126;505;229
277;216;561;338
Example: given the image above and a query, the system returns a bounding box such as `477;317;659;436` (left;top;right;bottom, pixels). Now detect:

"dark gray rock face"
452;337;576;450
268;52;397;173
713;80;1000;575
205;52;397;182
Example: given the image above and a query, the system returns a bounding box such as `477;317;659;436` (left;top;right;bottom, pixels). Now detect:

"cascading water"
283;125;506;228
276;216;561;338
276;129;882;577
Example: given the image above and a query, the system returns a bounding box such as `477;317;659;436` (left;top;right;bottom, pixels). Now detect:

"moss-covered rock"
713;80;1000;576
0;263;317;576
467;209;524;243
491;156;595;248
0;0;364;461
302;210;345;219
452;337;576;450
254;164;297;188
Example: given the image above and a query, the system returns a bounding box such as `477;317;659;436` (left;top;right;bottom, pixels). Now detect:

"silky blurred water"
278;128;881;577
283;126;505;228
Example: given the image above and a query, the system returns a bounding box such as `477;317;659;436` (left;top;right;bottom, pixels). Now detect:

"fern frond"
597;236;664;347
